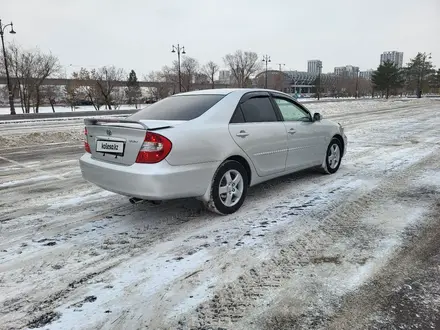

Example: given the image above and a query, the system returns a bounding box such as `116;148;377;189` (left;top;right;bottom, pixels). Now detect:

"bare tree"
40;85;62;112
33;52;61;112
178;57;199;92
223;50;262;87
92;66;125;109
5;43;61;113
64;79;80;111
111;87;125;110
144;71;171;101
71;68;102;110
161;65;179;94
202;61;219;88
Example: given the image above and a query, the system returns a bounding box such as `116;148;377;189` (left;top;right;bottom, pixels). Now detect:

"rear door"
228;92;288;177
271;95;322;169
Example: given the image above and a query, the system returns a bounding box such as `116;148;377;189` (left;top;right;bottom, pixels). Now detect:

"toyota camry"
79;88;347;214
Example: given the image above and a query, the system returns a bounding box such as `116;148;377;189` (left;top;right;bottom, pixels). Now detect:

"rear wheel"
320;138;342;174
205;160;248;215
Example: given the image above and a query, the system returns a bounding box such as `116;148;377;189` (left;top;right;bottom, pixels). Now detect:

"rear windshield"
128;94;225;121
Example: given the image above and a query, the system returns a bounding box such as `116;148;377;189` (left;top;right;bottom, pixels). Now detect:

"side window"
274;98;311;122
240;97;278;123
230;107;245;123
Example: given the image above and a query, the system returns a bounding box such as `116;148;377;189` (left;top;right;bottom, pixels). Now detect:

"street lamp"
262;55;271;89
277;63;285;92
317;62;323;100
172;44;186;93
0;19;16;115
355;67;360;99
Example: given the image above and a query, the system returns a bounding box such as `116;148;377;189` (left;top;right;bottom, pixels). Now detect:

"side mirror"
313;113;321;121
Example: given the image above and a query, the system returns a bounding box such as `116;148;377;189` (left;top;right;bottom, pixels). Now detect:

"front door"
228;94;288;177
271;96;322;170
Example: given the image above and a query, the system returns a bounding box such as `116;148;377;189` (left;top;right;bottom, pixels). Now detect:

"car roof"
172;88;291;98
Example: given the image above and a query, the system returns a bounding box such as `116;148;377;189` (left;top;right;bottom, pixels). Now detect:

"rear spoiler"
84;117;150;130
84;118;173;131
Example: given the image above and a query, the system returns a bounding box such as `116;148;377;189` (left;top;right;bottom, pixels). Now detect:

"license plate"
96;140;125;154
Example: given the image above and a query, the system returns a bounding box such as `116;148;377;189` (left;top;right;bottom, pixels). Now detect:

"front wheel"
320;138;342;174
205;160;249;215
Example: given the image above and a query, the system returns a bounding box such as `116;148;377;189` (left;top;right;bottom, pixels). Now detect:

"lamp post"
355;67;360;98
276;63;285;91
171;44;186;93
0;19;16;115
317;62;322;100
262;55;271;89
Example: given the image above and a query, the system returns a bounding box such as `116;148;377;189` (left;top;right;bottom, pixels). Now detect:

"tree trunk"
386;87;390;99
88;94;98;110
35;89;41;113
50;99;56;112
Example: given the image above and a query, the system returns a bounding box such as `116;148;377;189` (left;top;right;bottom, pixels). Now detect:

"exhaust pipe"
129;197;143;205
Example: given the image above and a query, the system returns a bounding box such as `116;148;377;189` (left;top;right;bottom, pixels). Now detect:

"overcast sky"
3;0;439;76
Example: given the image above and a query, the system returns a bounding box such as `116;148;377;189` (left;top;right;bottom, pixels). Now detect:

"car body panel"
282;120;323;170
79;88;348;204
79;153;220;200
229;122;288;177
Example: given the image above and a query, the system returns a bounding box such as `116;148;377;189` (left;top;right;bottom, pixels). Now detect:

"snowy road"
1;99;440;330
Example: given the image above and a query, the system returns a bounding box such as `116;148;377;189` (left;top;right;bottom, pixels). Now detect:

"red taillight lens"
135;132;172;164
84;127;91;153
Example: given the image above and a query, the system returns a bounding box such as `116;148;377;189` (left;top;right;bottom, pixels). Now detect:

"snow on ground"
0;98;431;150
0;105;138;115
0;98;440;329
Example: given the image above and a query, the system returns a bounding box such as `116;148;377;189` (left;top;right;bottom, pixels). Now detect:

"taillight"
84;127;91;153
135;132;172;164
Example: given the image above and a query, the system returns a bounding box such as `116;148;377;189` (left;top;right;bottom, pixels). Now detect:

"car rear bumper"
79;154;220;200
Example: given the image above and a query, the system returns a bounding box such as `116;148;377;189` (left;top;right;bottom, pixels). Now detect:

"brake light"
84;127;91;153
136;132;172;163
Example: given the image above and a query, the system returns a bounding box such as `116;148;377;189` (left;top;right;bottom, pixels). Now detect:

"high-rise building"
380;51;404;68
360;70;373;80
334;65;359;77
218;70;231;84
307;60;322;74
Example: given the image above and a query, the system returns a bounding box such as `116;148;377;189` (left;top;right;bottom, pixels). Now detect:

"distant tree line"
372;52;439;99
1;41;439;114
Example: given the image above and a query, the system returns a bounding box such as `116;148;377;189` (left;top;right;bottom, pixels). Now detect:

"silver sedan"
79;88;347;214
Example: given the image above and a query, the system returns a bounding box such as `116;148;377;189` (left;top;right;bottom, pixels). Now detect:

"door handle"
236;130;249;138
288;128;296;135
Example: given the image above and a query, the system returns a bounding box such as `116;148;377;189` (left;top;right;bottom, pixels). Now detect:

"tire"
320;137;343;174
205;160;249;215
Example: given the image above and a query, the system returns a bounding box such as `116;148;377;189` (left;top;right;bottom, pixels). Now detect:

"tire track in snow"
171;149;440;329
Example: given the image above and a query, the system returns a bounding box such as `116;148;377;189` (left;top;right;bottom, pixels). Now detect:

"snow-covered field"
1;98;440;329
0;105;138;115
0;96;402;115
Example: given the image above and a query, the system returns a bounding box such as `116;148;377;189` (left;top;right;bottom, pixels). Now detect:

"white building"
218;70;231;84
380;51;404;68
307;60;322;74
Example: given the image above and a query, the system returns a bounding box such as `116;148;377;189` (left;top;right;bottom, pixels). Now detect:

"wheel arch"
198;154;253;203
224;155;252;186
332;134;345;157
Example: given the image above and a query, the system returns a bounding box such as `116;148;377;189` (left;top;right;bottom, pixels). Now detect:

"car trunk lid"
84;118;183;166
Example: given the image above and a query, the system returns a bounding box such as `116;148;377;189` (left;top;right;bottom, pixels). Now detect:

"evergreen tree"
429;69;440;93
371;61;404;99
126;70;142;108
404;52;435;98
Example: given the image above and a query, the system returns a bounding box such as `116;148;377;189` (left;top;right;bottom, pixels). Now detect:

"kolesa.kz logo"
101;143;119;150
